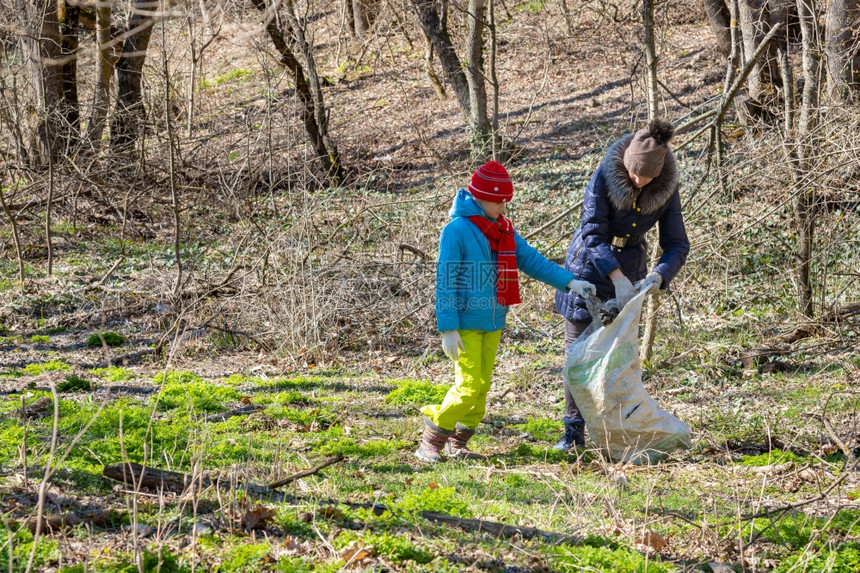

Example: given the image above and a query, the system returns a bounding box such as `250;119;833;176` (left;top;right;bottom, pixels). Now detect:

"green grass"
385;378;449;406
58;374;93;392
2;351;858;572
90;365;135;381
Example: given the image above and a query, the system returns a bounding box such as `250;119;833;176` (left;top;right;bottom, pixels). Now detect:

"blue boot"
553;417;585;450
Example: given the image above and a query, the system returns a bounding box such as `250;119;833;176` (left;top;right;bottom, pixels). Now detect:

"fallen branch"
103;462;212;494
268;454;344;489
24;511;111;534
421;511;582;545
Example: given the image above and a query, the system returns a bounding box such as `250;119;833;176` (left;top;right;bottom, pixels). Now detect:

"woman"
553;118;690;450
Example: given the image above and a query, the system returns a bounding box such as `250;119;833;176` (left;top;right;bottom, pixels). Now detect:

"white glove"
612;275;635;309
566;278;596;297
641;271;663;294
441;330;464;362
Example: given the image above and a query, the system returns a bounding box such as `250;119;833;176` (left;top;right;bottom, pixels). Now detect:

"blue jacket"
555;134;690;323
436;189;576;332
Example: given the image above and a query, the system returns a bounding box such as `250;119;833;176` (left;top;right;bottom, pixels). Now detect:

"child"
416;161;596;462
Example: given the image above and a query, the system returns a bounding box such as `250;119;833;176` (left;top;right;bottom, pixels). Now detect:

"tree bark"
702;0;733;57
824;0;859;100
465;0;490;158
111;0;156;152
411;0;472;117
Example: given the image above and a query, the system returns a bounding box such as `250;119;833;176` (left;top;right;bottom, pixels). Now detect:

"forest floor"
2;0;860;571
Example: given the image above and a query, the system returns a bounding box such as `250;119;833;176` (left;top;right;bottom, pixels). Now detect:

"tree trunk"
411;0;472;117
86;5;114;152
24;0;66;165
701;0;733;57
344;0;356;36
111;0;156;152
793;0;818;317
352;0;378;38
641;0;660;362
465;0;490;158
824;0;859;101
643;0;659;119
423;31;447;99
252;0;344;187
736;0;770;98
58;2;80;151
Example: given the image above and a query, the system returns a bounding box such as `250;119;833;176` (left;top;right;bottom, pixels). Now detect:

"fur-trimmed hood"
602;134;678;215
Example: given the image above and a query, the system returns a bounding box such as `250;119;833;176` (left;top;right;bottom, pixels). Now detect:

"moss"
86;331;126;347
739;448;801;466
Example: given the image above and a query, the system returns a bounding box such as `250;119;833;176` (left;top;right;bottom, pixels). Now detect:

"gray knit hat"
623;119;675;178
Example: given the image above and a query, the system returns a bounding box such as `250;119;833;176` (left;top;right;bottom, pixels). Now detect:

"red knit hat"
468;161;514;203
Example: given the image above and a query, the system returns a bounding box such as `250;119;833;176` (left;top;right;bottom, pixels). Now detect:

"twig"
523;201;584;240
268;454;344;489
714;23;784;127
808;413;855;460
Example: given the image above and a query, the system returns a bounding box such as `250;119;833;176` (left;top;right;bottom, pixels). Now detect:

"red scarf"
467;215;521;306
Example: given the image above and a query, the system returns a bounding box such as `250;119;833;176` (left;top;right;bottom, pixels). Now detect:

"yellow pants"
421;329;502;431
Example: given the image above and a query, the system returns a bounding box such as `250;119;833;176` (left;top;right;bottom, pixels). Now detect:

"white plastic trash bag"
564;288;691;464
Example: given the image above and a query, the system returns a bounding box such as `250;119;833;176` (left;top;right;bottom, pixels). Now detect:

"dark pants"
563;319;590;420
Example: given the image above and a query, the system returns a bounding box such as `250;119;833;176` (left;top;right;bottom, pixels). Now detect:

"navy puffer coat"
555;134;690;324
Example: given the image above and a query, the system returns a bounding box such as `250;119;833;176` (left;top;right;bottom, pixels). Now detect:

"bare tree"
641;0;660;362
792;0;820;317
86;3;116;152
21;0;67;164
465;0;490;156
702;0;733;57
410;0;472;116
252;0;344;186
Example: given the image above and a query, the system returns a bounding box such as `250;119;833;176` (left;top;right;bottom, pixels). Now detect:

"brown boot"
415;418;453;463
444;424;484;460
